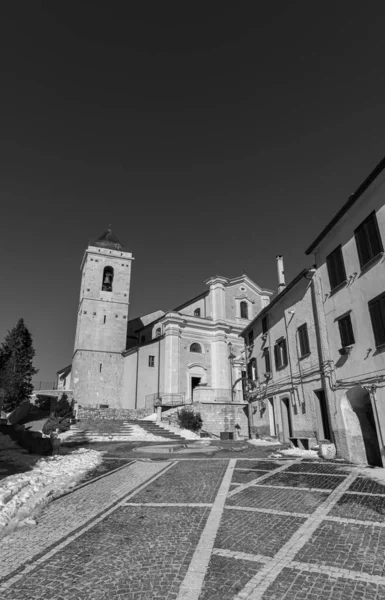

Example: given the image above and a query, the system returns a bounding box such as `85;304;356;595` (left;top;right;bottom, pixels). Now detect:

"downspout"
134;347;139;410
244;336;252;439
283;310;297;406
157;335;161;399
307;268;335;444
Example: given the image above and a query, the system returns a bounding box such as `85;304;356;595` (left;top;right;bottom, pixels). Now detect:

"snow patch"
270;447;319;459
0;432;102;537
247;438;282;446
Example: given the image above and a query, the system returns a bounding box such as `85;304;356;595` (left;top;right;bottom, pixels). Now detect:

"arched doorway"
343;386;382;466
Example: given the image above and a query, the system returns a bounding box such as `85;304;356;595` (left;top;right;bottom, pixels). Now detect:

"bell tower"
71;228;134;408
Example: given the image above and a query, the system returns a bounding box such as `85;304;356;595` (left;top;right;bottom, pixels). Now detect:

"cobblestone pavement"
2;455;385;599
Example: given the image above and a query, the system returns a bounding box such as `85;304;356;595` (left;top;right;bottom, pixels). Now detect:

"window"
240;301;248;319
368;292;385;347
326;246;346;291
262;315;269;334
155;327;161;337
264;348;271;373
337;314;355;347
355;212;383;268
194;308;201;317
274;338;288;369
248;330;254;346
102;266;114;292
298;324;310;357
148;355;155;367
190;342;202;353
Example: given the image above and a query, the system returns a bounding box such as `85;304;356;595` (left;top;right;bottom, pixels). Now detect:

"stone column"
163;322;181;394
211;331;231;393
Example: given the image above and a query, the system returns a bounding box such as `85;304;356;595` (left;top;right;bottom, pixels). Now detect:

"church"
58;229;273;416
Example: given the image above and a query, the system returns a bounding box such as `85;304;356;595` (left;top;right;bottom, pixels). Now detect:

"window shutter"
355;224;371;268
366;213;384;258
265;349;271;373
298;324;310;356
369;298;385;347
326;246;346;290
282;340;288;366
274;344;279;369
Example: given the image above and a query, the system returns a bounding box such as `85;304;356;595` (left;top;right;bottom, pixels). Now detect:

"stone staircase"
133;419;186;441
60;419;187;446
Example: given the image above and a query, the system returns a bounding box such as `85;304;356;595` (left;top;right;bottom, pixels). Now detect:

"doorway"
344;386;382;466
268;398;276;437
191;377;201;400
314;390;331;441
280;397;293;442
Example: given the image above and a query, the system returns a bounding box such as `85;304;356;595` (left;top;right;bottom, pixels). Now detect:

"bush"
41;393;74;435
34;395;51;411
42;415;72;435
55;393;73;418
178;408;203;432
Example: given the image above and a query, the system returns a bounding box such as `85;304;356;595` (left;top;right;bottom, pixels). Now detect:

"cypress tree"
0;318;38;412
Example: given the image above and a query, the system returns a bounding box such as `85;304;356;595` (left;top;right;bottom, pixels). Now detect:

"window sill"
276;364;288;371
299;352;311;360
358;252;384;277
329;280;347;296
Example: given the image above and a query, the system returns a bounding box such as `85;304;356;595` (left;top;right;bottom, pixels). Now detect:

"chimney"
276;255;286;293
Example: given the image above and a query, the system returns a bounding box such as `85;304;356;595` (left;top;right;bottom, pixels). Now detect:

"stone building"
305;156;385;466
60;228;273;436
240;258;331;448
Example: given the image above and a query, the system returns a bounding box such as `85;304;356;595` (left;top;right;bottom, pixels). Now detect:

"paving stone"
2;506;210;600
0;460;166;583
214;509;305;557
226;485;329;513
198;555;262;600
286;461;351;475
232;469;268;484
295;520;385;577
132;460;228;503
330;493;385;522
236;460;283;471
348;477;385;495
261;567;385;600
263;471;344;490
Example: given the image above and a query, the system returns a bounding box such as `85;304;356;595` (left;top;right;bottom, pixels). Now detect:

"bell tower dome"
71;228;134;408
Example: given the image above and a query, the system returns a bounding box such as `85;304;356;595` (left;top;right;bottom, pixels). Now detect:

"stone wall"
190;402;249;438
77;406;153;421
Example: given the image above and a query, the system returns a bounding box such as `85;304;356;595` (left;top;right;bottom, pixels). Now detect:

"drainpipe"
276;255;286;293
306;268;335;444
283;310;297;407
157;335;161;399
134;347;139;410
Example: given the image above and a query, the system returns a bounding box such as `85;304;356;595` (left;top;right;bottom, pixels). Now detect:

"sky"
2;1;385;383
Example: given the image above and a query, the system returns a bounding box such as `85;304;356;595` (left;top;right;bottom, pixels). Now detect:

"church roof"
93;228;124;251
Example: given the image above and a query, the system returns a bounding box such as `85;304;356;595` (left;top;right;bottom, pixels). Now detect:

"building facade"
63;229;273;434
305;157;385;466
241;260;331;448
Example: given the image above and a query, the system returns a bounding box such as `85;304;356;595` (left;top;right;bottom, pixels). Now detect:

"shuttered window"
248;330;254;345
298;323;310;357
369;292;385;347
274;338;288;369
355;212;383;268
264;348;271;373
262;315;269;334
337;314;355;347
326;246;347;291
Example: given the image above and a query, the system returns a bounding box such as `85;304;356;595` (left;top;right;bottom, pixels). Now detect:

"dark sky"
2;1;385;382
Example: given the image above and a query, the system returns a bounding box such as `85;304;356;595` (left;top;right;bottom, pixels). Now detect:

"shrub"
42;415;72;435
34;395;51;411
178;408;203;432
55;393;73;418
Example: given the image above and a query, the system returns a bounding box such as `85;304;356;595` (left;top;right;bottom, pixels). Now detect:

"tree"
0;318;38;412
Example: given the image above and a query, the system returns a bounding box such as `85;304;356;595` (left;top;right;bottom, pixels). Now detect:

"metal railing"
32;381;57;391
145;392;187;408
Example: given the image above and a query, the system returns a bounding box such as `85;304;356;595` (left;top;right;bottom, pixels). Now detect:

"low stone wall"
77;406;154;421
190;402;249;438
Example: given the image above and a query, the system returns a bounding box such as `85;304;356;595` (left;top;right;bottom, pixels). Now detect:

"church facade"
64;230;273;412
